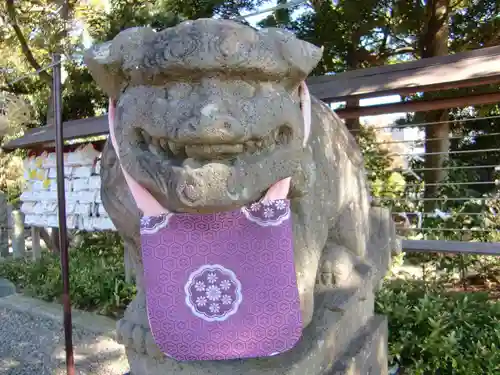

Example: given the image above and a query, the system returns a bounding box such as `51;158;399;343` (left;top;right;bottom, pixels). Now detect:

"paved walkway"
0;294;129;375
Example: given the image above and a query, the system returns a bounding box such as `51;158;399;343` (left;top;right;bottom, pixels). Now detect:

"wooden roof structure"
3;115;107;151
3;44;500;152
307;45;500;101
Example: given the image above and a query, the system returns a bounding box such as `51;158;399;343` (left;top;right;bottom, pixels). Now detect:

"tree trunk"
39;227;60;253
345;34;361;134
345;97;360;132
421;0;450;211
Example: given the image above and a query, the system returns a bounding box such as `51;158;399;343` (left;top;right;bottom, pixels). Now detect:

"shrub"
376;279;500;374
0;232;135;318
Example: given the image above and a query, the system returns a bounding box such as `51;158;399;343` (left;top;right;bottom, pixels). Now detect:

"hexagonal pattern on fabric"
140;200;303;361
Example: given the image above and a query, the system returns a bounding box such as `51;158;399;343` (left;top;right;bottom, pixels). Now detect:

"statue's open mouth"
111;78;310;213
142;125;294;163
122;121;304;213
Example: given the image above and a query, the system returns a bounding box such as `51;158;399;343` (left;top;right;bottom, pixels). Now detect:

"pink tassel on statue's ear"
108;98;169;217
263;82;311;202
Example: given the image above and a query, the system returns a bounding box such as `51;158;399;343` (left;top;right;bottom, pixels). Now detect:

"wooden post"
0;192;8;258
31;227;42;261
11;210;25;259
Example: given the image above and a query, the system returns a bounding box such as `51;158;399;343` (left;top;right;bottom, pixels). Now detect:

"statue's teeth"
271;128;279;140
244;141;257;153
184;144;243;159
168;141;184;156
148;144;161;157
159;138;168;151
262;133;275;148
139;129;151;144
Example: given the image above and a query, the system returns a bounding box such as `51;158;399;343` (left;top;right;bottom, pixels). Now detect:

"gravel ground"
0;305;129;375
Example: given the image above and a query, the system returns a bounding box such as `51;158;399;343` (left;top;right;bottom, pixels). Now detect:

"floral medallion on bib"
185;264;242;322
241;199;290;227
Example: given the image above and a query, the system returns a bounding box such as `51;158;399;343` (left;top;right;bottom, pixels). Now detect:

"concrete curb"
0;293;118;340
0;278;16;297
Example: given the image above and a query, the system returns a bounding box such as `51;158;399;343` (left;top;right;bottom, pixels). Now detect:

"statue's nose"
175;106;246;144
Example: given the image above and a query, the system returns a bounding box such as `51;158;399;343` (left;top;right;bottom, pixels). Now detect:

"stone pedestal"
0;278;15;297
329;316;388;375
120;268;389;375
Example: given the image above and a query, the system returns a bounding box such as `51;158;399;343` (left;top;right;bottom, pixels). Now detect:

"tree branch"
5;0;53;85
463;22;500;48
483;32;500;47
385;46;417;57
379;26;390;56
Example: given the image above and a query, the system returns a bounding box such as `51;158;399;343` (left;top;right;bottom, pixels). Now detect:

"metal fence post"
0;192;8;258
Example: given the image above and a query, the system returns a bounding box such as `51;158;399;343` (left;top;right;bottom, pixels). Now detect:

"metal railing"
6;104;500;261
401;239;500;256
344;103;500;257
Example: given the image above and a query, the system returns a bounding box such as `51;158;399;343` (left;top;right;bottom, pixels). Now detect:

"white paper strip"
73;166;93;178
72;178;90;192
94;159;101;175
20;145;118;232
47;167;73;179
20;202;36;214
88;175;101;190
67;144;100;167
49;179;73;192
97;203;108;217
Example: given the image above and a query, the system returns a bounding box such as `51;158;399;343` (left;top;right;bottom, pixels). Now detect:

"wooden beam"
403;239;500;256
307;45;500;101
4;45;500;151
335;91;500;119
4;89;499;150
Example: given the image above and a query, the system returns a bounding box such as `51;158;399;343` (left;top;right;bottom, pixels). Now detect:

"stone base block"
0;278;15;297
122;212;395;375
122;244;392;375
125;287;382;375
127;314;388;375
328;315;388;375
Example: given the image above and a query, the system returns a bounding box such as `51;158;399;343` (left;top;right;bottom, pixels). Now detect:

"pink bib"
107;83;311;361
140;200;301;360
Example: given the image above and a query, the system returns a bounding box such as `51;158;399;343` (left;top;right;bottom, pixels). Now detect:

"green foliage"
0;1;499;370
0;232;136;317
357;125;406;200
376;280;500;374
164;0;263;20
287;0;403;75
83;0;185;43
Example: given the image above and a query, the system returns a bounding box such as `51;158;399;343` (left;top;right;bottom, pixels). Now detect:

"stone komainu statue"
86;18;398;375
